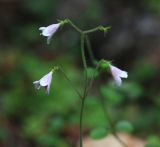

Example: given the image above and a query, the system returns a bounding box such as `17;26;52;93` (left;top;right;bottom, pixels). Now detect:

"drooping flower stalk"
65;19;83;34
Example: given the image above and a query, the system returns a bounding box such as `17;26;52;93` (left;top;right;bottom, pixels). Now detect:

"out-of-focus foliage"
116;120;134;133
145;135;160;147
0;0;160;146
89;127;109;139
147;0;160;14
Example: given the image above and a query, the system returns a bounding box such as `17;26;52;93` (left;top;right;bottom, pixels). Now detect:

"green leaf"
120;82;143;100
145;135;160;147
132;61;157;81
86;67;99;78
116;121;133;133
145;143;160;147
100;85;124;104
90;127;109;139
49;117;64;132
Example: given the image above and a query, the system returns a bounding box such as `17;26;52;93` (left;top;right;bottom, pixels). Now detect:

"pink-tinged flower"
39;23;60;44
109;65;128;86
33;71;53;94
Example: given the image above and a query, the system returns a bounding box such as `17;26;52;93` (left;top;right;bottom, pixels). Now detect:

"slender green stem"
61;19;117;147
80;97;85;147
83;33;126;147
84;35;99;95
63;19;90;147
79;33;90;147
84;26;101;34
86;65;99;95
85;35;97;65
80;34;87;70
80;34;88;99
66;19;83;34
84;26;111;34
99;94;128;147
59;67;82;99
65;19;111;35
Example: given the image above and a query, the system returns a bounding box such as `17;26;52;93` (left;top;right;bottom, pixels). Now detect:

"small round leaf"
116;121;133;133
90;127;109;139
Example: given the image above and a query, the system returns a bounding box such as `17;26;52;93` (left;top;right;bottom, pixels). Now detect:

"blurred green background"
0;0;160;146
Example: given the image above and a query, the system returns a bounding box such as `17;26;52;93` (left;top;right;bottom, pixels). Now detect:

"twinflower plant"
34;18;128;147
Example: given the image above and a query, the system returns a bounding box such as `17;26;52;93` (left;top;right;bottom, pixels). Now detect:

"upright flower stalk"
79;33;88;147
36;18;128;147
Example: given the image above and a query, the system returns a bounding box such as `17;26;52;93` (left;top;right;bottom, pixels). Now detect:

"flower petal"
47;35;53;44
114;76;122;86
33;71;53;94
33;81;41;89
110;65;128;79
39;71;53;87
120;71;128;78
46;85;50;94
109;65;128;86
41;23;60;37
39;27;46;31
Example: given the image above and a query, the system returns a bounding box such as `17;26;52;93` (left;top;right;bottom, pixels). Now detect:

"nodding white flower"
39;23;60;44
33;71;53;94
109;65;128;86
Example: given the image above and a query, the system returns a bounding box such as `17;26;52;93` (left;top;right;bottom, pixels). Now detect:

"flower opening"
109;65;128;86
33;71;53;94
39;23;60;44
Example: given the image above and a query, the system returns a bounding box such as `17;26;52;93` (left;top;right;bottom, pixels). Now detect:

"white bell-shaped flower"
39;23;60;44
33;71;53;94
109;65;128;86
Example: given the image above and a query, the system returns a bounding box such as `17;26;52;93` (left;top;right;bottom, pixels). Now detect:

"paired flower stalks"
33;19;128;147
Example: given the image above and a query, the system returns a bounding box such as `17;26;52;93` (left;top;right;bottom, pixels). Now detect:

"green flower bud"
98;59;111;72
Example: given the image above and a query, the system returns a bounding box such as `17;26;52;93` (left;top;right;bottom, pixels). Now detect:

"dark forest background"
0;0;160;146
